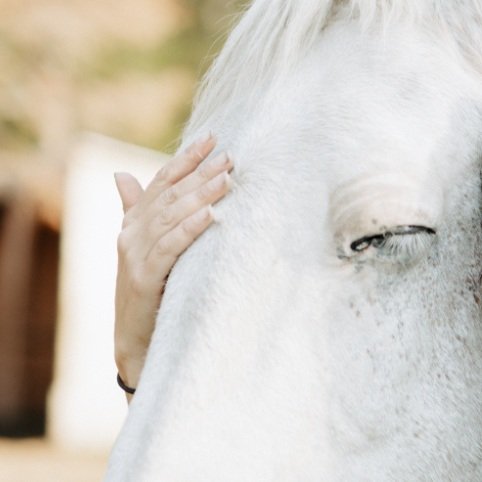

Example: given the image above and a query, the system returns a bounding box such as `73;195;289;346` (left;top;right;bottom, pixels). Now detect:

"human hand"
113;133;233;398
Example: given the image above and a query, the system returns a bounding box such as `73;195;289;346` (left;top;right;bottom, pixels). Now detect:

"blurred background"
0;0;240;479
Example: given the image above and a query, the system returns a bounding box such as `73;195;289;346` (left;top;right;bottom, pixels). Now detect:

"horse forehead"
288;38;460;132
227;37;481;189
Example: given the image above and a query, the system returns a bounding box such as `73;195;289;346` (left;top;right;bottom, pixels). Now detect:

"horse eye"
350;225;436;253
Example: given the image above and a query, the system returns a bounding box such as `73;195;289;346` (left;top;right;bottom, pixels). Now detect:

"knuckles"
181;219;197;238
185;144;204;164
161;186;178;204
196;164;210;180
154;237;174;258
157;206;174;225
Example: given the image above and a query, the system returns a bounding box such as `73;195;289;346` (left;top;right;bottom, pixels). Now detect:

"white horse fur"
106;1;482;480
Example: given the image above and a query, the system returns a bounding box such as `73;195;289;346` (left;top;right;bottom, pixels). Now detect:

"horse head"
106;2;482;480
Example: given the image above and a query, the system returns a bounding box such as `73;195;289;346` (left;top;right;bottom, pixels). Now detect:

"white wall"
48;133;168;452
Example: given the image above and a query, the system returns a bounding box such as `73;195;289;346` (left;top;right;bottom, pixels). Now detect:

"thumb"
114;172;144;214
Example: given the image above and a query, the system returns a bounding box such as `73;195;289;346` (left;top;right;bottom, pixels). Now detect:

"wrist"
115;346;147;390
117;373;136;394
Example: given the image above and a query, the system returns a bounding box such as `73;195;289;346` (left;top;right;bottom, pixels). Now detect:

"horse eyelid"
350;225;436;252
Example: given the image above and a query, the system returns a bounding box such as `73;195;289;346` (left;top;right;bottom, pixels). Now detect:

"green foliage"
0;118;38;149
0;0;243;154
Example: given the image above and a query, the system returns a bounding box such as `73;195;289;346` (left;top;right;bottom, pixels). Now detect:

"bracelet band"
117;373;136;394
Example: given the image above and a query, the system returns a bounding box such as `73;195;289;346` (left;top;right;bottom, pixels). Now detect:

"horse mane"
181;0;482;145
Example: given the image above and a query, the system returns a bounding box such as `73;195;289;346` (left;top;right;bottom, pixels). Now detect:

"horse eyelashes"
350;225;437;264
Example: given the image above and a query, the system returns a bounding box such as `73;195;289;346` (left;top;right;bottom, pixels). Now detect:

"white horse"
106;1;482;480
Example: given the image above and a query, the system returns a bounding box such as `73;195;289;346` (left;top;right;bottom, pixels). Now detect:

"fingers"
141;133;217;207
169;151;233;201
145;205;215;272
114;172;144;214
145;170;231;248
116;137;233;273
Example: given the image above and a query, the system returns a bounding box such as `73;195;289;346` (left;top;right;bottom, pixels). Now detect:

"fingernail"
198;131;213;144
210;152;230;168
225;151;235;172
212;171;231;189
211;205;219;223
219;171;233;190
114;172;130;183
225;172;233;189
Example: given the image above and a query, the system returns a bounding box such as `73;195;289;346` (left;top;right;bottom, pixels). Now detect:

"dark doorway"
0;193;60;437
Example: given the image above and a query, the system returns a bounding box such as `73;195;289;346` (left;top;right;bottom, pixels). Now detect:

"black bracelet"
117;373;136;394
